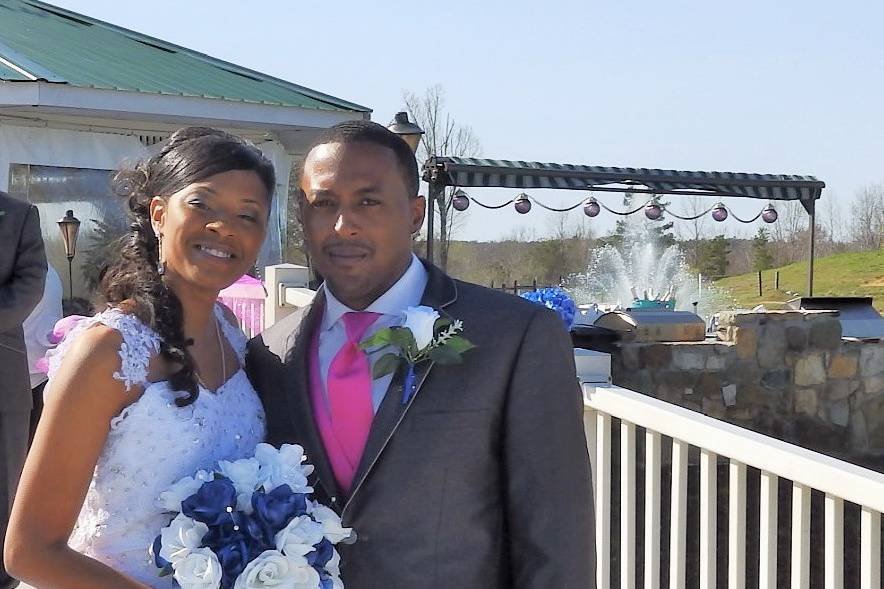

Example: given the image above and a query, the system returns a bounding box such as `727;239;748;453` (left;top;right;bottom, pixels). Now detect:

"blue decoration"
181;478;238;527
401;363;416;405
520;287;577;328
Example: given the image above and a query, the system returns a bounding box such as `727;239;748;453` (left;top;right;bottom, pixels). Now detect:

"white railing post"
645;430;661;589
263;263;311;327
700;449;717;589
791;483;811;589
728;460;747;589
861;508;881;589
621;421;636;589
759;471;779;589
670;439;688;589
824;493;844;589
596;413;612;589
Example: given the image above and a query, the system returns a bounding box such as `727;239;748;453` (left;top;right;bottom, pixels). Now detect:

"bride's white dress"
44;304;266;587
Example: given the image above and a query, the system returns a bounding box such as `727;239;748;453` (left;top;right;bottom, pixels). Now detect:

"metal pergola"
423;157;826;295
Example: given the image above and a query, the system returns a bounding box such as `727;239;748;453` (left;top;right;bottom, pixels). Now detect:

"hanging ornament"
583;197;601;217
514;193;532;214
644;200;663;220
451;189;470;211
761;204;778;223
711;203;728;222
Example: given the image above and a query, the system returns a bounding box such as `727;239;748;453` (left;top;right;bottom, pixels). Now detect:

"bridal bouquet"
151;443;351;589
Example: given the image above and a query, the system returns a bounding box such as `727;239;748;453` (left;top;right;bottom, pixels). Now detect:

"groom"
247;121;595;588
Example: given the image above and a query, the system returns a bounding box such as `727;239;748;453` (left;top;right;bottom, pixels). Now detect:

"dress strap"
214;303;247;366
45;308;162;393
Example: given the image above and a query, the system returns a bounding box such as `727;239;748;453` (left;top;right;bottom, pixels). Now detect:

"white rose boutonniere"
360;305;475;404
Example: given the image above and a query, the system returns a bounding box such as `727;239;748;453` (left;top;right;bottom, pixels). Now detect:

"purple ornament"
452;191;470;211
711;203;728;222
514;194;532;214
644;202;663;220
583;197;601;217
762;205;778;223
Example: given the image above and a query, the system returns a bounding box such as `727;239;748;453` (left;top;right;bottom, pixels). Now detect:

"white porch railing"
583;382;884;589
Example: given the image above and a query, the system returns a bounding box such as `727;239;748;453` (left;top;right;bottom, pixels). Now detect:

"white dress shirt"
318;254;428;413
22;265;63;388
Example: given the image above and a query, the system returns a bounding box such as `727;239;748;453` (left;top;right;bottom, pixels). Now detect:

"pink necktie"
327;311;380;493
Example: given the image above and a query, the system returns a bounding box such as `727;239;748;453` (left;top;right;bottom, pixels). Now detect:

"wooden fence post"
757;271;763;297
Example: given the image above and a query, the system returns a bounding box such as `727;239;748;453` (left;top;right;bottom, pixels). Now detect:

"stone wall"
610;310;884;465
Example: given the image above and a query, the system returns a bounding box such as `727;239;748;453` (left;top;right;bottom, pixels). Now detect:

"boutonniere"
360;305;475;405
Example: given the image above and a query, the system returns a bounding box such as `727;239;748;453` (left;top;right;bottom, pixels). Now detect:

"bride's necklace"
196;316;226;392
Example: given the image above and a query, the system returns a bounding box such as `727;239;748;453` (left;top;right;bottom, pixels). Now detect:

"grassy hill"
715;249;884;312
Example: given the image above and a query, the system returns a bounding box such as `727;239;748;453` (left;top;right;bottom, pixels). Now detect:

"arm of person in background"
0;205;47;330
504;307;596;589
4;326;153;589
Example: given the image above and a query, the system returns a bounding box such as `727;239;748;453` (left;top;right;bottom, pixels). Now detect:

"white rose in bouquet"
233;550;320;589
308;502;353;544
157;470;213;512
219;457;262;513
255;443;314;493
159;513;209;564
274;515;325;557
326;551;344;589
172;547;223;589
401;306;440;350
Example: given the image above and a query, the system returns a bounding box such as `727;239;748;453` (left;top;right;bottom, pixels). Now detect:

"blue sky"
52;0;884;241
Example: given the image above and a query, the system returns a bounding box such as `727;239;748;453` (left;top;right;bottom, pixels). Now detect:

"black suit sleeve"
0;205;47;330
503;307;596;589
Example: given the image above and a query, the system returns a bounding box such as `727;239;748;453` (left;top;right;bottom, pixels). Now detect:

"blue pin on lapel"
401;363;416;405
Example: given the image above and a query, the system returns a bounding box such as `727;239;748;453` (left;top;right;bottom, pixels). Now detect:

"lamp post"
57;209;80;300
388;111;431;260
387;111;425;153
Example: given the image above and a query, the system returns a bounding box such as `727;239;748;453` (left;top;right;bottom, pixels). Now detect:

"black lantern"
387;112;425;153
583;197;601;217
57;209;81;300
451;189;470;211
514;193;532;214
711;203;728;222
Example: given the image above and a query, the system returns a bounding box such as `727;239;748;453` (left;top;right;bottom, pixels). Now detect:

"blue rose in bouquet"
520;287;577;328
151;444;351;589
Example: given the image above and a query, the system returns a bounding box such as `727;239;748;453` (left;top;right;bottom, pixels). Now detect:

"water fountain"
565;221;731;320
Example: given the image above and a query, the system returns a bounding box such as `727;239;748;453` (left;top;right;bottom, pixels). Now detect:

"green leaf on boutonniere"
388;327;418;358
444;335;476;355
372;353;401;379
359;328;394;352
428;345;463;365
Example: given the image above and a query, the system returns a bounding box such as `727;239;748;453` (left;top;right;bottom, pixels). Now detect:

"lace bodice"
45;305;266;587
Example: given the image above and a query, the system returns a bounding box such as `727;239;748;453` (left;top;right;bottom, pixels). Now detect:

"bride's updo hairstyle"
104;127;276;406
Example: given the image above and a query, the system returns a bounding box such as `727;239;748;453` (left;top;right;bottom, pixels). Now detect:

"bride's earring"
156;232;166;276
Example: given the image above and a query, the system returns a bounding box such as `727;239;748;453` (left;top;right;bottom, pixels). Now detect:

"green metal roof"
0;60;30;80
0;0;369;113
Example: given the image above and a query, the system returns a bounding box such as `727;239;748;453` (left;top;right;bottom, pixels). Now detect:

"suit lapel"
283;291;340;502
344;260;457;512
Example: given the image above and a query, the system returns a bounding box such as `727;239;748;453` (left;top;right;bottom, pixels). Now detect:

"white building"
0;0;369;298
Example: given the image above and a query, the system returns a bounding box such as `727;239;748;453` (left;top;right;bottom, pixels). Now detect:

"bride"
5;127;275;588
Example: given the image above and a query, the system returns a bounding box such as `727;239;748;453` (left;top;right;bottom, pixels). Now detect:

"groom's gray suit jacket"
246;260;595;588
